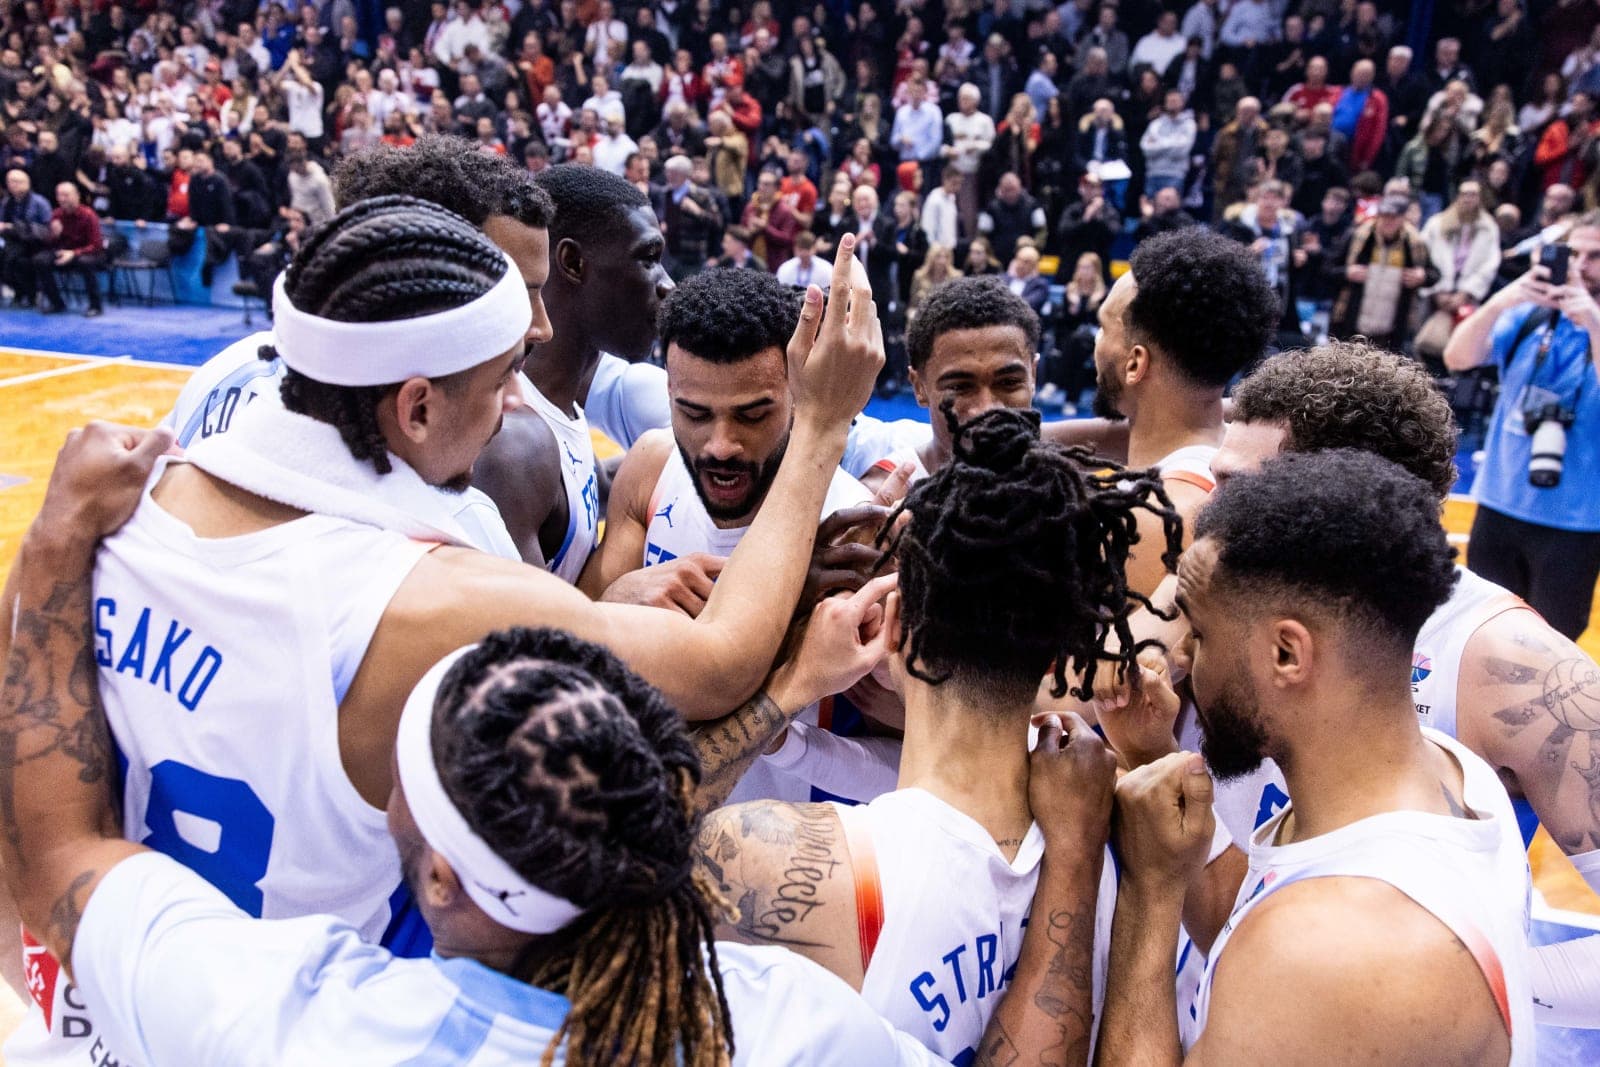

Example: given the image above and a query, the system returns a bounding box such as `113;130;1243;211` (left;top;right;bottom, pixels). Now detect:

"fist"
1113;751;1215;893
1030;713;1118;853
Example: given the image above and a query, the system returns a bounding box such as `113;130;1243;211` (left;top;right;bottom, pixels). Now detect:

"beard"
679;430;788;523
1091;360;1127;421
1195;674;1273;782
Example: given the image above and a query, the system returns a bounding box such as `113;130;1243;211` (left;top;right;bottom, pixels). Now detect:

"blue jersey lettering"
97;600;224;712
909;970;951;1032
644;542;679;566
1254;782;1290;829
975;933;999;998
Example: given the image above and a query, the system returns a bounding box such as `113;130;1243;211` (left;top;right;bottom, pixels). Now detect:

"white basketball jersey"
520;375;599;584
840;789;1117;1063
163;340;521;560
1196;564;1533;850
643;443;872;803
8;464;432;1067
1154;443;1217;490
869;445;931;488
1191;731;1534;1065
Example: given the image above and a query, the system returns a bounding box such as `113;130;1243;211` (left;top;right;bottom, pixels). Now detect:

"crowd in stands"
0;0;1594;400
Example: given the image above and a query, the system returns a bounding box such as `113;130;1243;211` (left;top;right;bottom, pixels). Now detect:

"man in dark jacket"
1326;193;1439;356
981;171;1048;262
105;145;158;221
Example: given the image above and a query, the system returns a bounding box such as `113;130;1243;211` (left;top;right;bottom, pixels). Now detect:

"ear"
391;376;436;446
908;367;928;408
554;235;584;285
425;850;465;909
1268;618;1313;689
1125;341;1151;387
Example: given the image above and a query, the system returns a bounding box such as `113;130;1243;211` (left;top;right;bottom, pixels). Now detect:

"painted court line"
0;355;132;388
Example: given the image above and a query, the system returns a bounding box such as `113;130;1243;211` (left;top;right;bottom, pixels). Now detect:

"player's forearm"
695;417;849;699
0;526;136;966
975;848;1104;1067
1096;881;1186;1067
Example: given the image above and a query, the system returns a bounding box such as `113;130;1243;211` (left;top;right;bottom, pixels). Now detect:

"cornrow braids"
260;195;512;474
878;402;1183;704
431;628;734;1067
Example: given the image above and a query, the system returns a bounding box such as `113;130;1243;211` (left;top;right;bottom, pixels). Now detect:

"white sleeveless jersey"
7;464;432;1067
162;339;521;561
520;375;599;584
839;789;1117;1063
1154;443;1217;491
1195;565;1533;851
1191;730;1534;1065
869;445;932;488
643;442;873;804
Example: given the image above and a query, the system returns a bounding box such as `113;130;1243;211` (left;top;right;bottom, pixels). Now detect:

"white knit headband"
395;647;586;935
271;253;531;387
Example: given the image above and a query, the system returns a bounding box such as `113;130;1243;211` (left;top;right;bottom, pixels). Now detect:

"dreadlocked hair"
431;627;734;1067
877;402;1183;703
260;194;511;473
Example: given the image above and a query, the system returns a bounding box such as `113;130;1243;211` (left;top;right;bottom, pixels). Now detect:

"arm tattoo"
695;800;842;950
0;572;120;876
688;691;787;814
1028;906;1096;1067
1485;653;1600;852
44;869;100;963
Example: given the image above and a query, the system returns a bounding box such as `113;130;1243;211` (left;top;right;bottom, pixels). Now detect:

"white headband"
396;646;586;935
271;252;531;387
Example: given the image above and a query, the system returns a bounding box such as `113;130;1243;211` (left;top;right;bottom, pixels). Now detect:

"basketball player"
1116;343;1600;1027
1098;450;1534;1065
586;268;897;804
6;200;885;1064
1084;227;1279;596
860;276;1042;493
0;420;1122;1066
472;165;672;578
161;137;557;562
697;406;1184;1061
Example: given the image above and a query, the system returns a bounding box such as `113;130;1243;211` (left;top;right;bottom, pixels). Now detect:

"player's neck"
525;307;601;416
1276;688;1451;842
1124;386;1224;470
898;681;1033;853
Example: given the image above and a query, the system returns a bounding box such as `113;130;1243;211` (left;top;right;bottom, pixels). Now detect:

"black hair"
264;195;512;473
880;403;1182;704
657;268;800;364
905;275;1041;372
433;627;733;1067
330;134;554;229
1124;227;1279;388
1194;450;1458;656
1231;341;1459;500
534;161;650;248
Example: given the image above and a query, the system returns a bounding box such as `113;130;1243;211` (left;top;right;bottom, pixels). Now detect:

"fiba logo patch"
1410;653;1433;690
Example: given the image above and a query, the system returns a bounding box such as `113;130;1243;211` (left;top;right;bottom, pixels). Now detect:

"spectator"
1298;186;1354;302
1262;15;1310;101
1133;185;1197;242
1181;0;1221;58
1040;250;1108;412
890;77;943;183
1415;180;1501;365
985;93;1041;199
774;229;829;291
1076;5;1130;78
815;174;856;254
921;164;962;249
1219;0;1278;54
1222;179;1305;345
1535;92;1600;191
1139;88;1196;198
1003;241;1049;314
787;32;844;120
105;144;156;222
963;234;1003;276
1332;58;1388;172
971;33;1020;118
704;110;747;205
1285;56;1343;125
716;83;763;141
1257;127;1304;197
584;0;627;62
1212;95;1268;209
1066;47;1116;125
1024;51;1060;122
740;168;799;270
28;131;74;206
889;187;929;308
1;169;53;307
1425;36;1474;96
1054;171;1122;273
715;223;765;269
277;49;325;151
906;240;961;318
1468;98;1522;181
660;50;708;116
654;100;706;159
702;33;743;110
1132;12;1188;79
284;148;335;225
33;180;104;317
1163;37;1215;122
593;105;639;175
1521;72;1566;136
943;83;995;235
1210;59;1248;128
980;170;1047;262
777;148;817;230
692;155;733;226
1423;79;1484;138
1396;112;1467;221
1328;192;1437;351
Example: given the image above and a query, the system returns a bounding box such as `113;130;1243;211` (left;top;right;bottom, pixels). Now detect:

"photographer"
1446;213;1600;638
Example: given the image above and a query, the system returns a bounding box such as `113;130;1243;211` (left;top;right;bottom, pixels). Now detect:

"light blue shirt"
892;100;945;162
1478;304;1600;531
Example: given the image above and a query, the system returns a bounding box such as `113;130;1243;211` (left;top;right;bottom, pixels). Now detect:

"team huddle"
2;138;1599;1066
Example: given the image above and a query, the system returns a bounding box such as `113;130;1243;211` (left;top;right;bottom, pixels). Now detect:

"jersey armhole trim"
839;807;884;975
1163;470;1216;494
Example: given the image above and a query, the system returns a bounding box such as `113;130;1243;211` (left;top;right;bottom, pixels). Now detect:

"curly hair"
535;162;650;248
264;195;511;474
433;627;734;1067
331;134;554;229
1195;450;1459;655
657;268;800;364
878;403;1182;705
1231;341;1459;500
905;275;1041;372
1125;228;1279;388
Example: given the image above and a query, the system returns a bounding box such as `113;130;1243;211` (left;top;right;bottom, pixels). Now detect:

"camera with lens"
1523;399;1577;487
